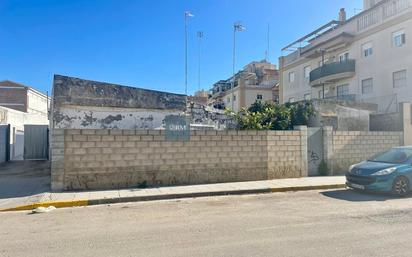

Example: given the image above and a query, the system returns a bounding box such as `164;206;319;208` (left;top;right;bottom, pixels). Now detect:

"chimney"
339;8;347;23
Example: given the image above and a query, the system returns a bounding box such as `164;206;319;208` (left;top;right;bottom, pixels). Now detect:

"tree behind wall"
228;101;316;130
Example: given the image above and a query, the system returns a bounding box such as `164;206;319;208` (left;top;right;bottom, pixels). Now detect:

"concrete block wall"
51;129;307;191
327;129;403;175
267;126;307;179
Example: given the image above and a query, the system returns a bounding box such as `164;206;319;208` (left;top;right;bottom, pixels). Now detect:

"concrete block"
148;130;161;135
63;135;72;142
87;135;101;141
141;135;154;141
95;130;109;135
123;141;135;148
109;142;123;148
87;148;102;154
115;136;128;141
81;129;96;135
153;135;166;141
102;136;115;141
108;130;122;135
123;130;136;135
81;142;95;148
66;130;81;135
135;130;149;135
73;135;88;142
51;141;65;148
95;142;110;148
72;148;87;155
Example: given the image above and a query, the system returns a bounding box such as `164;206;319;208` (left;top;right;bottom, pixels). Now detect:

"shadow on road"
0;161;50;199
321;189;412;202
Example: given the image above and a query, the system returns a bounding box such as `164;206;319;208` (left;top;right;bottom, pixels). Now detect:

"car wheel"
392;176;410;197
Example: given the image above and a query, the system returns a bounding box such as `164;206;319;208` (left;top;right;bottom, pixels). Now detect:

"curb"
1;200;89;212
0;184;346;212
270;184;346;192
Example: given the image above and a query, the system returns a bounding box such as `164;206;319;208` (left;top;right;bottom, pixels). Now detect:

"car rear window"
368;148;412;164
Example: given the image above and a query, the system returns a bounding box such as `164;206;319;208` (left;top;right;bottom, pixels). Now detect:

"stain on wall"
54;106;180;129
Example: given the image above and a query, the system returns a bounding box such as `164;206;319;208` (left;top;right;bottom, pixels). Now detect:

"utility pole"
232;22;246;111
265;23;270;61
197;31;203;91
184;11;194;96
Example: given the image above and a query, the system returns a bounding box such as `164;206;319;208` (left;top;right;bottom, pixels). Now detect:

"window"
233;95;236;101
362;78;373;94
289;97;295;103
318;90;323;99
362;42;373;58
337;84;349;97
393;70;407;88
304;66;311;79
257;94;263;100
289;72;295;83
227;97;230;103
393;30;406;47
339;52;349;62
304;93;311;100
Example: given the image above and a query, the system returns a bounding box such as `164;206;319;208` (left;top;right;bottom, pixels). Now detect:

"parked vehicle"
346;147;412;196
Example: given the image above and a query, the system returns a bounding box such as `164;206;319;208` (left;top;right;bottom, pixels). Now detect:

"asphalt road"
2;189;412;257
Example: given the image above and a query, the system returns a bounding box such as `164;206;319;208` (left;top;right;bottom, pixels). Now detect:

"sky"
0;0;362;95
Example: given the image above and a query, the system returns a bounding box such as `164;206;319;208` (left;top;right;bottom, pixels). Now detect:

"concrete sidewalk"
0;176;346;212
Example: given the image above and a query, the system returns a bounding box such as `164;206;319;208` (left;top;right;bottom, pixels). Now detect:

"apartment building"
0;80;49;117
279;0;412;113
209;60;279;112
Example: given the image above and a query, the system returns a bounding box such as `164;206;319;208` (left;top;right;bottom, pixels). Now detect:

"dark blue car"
346;147;412;196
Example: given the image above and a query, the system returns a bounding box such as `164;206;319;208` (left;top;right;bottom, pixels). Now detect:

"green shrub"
227;100;316;131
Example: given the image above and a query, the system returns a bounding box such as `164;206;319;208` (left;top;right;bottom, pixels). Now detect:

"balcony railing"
323;94;357;102
310;60;356;85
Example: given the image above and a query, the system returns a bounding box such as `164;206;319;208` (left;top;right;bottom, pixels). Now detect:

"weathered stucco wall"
52;75;186;129
50;128;308;191
309;100;374;131
370;112;402;131
54;106;180;129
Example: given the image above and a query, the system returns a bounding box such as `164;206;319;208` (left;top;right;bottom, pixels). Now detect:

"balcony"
310;60;356;86
323;94;357;101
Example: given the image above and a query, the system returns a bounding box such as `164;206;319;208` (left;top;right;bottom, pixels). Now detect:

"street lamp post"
184;11;194;96
231;22;246;111
197;31;203;91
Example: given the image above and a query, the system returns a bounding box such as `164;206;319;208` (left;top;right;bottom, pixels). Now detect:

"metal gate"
307;127;323;176
0;125;10;163
12;128;24;160
24;125;49;160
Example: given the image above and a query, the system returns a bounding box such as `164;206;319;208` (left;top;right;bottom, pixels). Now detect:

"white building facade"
209;61;279;112
280;0;412;113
